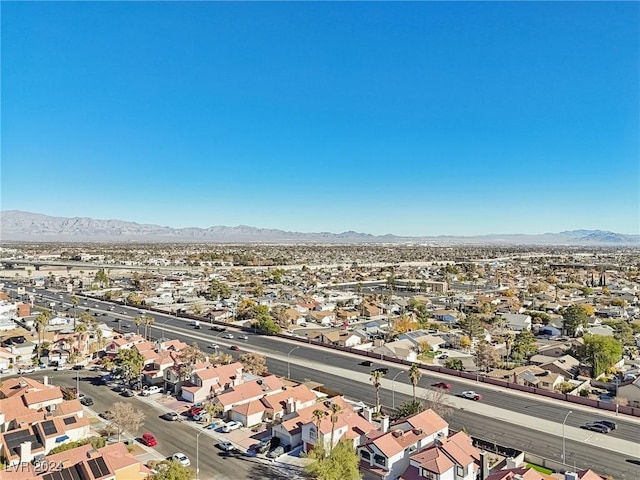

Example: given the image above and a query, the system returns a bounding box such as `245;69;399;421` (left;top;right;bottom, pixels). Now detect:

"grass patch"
526;463;553;474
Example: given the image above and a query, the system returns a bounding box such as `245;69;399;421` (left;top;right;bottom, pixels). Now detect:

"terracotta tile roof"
23;388;63;406
485;468;556;480
410;447;454;474
54;399;83;416
578;470;606;480
0;378;46;399
232;399;265;417
215;381;265;407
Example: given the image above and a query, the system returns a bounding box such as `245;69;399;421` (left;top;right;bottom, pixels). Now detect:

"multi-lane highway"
7;284;640;478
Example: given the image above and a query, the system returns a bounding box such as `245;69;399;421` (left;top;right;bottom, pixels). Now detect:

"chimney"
479;451;489;480
380;415;390;433
19;441;32;464
43;376;49;386
285;397;296;414
505;457;518;469
363;407;373;423
564;473;579;480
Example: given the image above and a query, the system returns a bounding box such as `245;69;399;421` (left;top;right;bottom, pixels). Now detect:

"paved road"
25;370;297;480
16;287;640;478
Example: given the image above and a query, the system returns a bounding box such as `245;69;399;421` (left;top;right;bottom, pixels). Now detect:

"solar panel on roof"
87;457;110;478
41;420;57;436
63;417;77;425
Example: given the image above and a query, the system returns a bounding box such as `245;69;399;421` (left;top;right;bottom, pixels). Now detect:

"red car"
230;345;240;351
141;433;157;447
432;382;452;390
188;407;204;416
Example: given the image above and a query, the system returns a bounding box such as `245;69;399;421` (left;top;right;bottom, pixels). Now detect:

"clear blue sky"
2;2;638;236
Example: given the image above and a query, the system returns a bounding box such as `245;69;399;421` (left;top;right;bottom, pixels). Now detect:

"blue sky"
2;2;638;236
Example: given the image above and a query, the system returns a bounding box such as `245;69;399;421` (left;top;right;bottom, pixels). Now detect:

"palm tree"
312;409;327;453
408;363;422;402
35;311;50;358
329;403;343;453
144;316;155;341
370;370;385;414
134;316;145;335
71;296;79;330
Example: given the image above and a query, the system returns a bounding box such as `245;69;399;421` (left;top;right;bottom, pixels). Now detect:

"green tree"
312;409;327;448
305;440;361;480
114;348;144;382
392;400;423;421
134;316;145;335
511;330;538;360
562;305;591;336
94;268;110;287
603;320;634;346
35;311;51;358
578;334;623;377
408;363;422;403
151;459;196;480
209;280;231;300
175;343;206;381
444;358;463;371
370;370;385;413
457;314;484;340
254;315;281;335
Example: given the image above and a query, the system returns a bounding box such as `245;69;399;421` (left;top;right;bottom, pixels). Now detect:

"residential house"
397;331;445;352
618;376;640;408
485;366;564;391
213;376;284;416
497;313;532;332
432;310;459;324
358;409;449;480
372;339;418;362
104;335;146;355
399;431;480;480
319;330;363;348
180;362;243;404
307;311;335;325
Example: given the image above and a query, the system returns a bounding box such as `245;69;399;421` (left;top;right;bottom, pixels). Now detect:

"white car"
460;391;483;401
172;453;190;467
208;343;219;349
239;335;248;340
18;367;35;374
222;333;234;339
221;421;242;433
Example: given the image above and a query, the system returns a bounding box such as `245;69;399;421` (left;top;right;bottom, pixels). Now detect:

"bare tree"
238;352;267;375
109;402;145;442
422;386;454;419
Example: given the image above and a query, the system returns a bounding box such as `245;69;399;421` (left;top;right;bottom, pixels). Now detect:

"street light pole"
561;410;572;464
391;371;404;409
287;346;300;379
196;430;204;480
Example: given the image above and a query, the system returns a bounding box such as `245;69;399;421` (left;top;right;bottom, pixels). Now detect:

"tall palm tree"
35;311;50;358
134;316;145;335
370;370;385;414
329;402;343;453
71;296;79;330
312;409;327;453
144;316;155;341
408;363;422;402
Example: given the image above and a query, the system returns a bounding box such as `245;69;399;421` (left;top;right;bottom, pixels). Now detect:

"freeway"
13;286;640;477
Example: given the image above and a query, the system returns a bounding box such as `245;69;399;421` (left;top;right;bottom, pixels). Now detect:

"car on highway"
221;421;242;433
239;335;249;340
432;382;452;389
72;364;84;370
359;360;373;366
460;391;482;401
172;453;190;467
208;343;219;349
372;367;389;375
596;420;617;430
217;441;235;452
122;324;131;329
229;345;240;351
222;333;234;339
141;433;157;447
583;422;611;433
161;412;180;422
211;325;226;332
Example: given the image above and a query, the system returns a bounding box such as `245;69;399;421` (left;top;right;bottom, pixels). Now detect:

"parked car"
217;441;235;452
80;397;94;406
583;422;611;433
432;382;452;389
162;412;180;422
230;345;240;351
461;391;482;401
193;412;209;422
596;420;617;430
141;433;157;447
142;386;162;396
267;446;285;458
221;421;242;433
438;354;449;359
188;407;204;417
121;389;135;397
172;453;190;467
254;438;271;454
18;367;35;374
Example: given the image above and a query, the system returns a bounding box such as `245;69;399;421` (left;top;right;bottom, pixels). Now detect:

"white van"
142;386;162;396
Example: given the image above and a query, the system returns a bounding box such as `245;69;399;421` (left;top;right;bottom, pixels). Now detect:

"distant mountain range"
1;210;638;245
